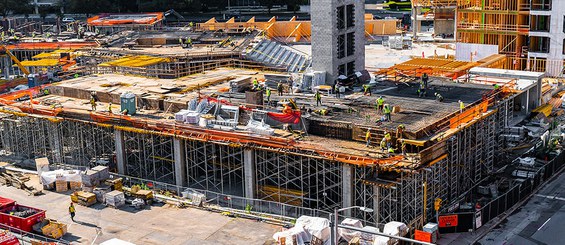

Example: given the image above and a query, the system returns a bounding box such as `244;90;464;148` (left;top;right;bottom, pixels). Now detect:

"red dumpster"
0;204;45;232
0;198;15;209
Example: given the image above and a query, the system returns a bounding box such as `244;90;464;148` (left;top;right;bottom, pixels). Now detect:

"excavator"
0;45;30;92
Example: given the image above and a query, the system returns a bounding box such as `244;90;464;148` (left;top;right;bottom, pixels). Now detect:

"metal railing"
110;173;331;222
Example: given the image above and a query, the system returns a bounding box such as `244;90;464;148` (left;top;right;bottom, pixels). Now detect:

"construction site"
0;1;564;244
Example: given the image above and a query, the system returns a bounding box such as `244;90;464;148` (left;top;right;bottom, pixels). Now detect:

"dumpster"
0;197;15;209
0;204;46;232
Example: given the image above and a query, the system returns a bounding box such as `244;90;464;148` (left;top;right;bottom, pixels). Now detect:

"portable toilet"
27;74;38;87
120;92;136;115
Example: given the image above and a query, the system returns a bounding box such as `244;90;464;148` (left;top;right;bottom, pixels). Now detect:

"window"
346;32;355;56
337;34;345;58
530;15;550;32
337;6;345;30
346;4;355;28
531;0;551;10
346;61;355;76
338;64;346;76
529;36;550;53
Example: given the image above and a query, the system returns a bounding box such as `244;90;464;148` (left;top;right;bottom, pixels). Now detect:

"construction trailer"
0;59;544;232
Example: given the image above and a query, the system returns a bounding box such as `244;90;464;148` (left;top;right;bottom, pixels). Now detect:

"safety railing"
109;173;331;222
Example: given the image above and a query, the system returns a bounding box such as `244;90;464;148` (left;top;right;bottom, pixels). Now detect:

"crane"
0;45;30;75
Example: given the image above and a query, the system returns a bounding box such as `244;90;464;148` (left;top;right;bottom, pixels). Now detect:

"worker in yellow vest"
108;102;112;114
266;87;271;103
459;100;465;113
315;91;322;106
383;104;392;121
252;78;259;90
365;128;372;147
69;202;76;222
90;98;96;111
376;96;384;114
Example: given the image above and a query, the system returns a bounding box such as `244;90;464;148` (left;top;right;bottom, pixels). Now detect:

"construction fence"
438;150;565;234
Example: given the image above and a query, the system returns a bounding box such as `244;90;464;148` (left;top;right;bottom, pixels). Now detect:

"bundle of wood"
0;167;42;195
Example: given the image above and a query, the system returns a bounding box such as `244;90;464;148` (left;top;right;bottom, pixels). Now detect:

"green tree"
0;0;33;17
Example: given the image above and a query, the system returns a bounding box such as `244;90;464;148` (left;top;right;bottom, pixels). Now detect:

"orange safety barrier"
449;100;488;129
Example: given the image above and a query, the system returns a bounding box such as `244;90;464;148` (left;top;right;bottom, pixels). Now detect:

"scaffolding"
456;0;530;56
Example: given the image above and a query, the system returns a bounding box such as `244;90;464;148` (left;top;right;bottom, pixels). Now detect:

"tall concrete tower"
311;0;365;84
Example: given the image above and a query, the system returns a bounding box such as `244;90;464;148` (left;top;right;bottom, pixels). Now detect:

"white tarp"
338;218;363;242
100;238;136;245
40;169;82;185
273;216;331;245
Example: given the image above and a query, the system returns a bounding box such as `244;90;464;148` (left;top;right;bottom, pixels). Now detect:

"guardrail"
109;173;331;222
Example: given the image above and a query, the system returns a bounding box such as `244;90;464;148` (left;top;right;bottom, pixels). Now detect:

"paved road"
0;175;280;245
479;171;565;245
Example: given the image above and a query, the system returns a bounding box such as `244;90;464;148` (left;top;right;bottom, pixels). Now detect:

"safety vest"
69;205;75;213
364;85;369;92
380;139;387;148
388;148;395;153
253;79;258;86
385;133;391;140
365;131;371;141
460;101;465;109
377;98;384;105
315;92;321;100
384;106;391;114
266;89;271;96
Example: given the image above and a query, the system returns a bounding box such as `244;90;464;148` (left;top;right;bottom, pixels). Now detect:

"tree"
0;0;33;17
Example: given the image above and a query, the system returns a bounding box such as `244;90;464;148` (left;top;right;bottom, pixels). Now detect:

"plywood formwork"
197;15;399;42
456;0;530;55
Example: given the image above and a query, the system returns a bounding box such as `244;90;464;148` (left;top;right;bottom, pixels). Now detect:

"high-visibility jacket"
266;88;271;96
383;106;391;114
253;79;258;86
365;131;371;141
315;92;321;100
69;205;75;213
377;98;384;106
385;133;391;140
388;148;395;153
459;101;465;110
380;139;387;148
364;85;369;92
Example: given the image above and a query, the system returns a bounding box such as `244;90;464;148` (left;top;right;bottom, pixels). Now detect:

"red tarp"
267;111;301;124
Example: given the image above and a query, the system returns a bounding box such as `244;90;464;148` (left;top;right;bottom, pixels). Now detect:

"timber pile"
0;167;42;195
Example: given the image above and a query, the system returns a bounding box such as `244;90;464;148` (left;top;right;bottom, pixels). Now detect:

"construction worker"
189;22;194;28
179;37;183;45
43;88;49;95
69;202;76;222
384;131;392;148
90;97;96;111
266;87;272;103
363;84;372;96
459;100;465;113
315;90;322;106
380;138;387;152
186;37;192;46
401;140;407;156
422;73;429;88
383;104;392;121
376;96;384;114
335;85;341;98
435;92;444;102
277;82;284;96
108;102;112;114
252;78;259;90
418;81;426;97
396;124;405;139
388;147;395;154
365;128;372;147
74;73;79;79
493;84;501;90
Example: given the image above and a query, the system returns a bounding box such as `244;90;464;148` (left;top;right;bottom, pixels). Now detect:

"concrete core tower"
311;0;366;84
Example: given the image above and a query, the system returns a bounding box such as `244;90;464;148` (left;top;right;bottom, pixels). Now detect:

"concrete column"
243;149;256;199
173;138;187;187
114;129;126;175
342;164;354;216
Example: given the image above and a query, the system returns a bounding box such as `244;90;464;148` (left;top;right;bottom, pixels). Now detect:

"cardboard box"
55;180;68;192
